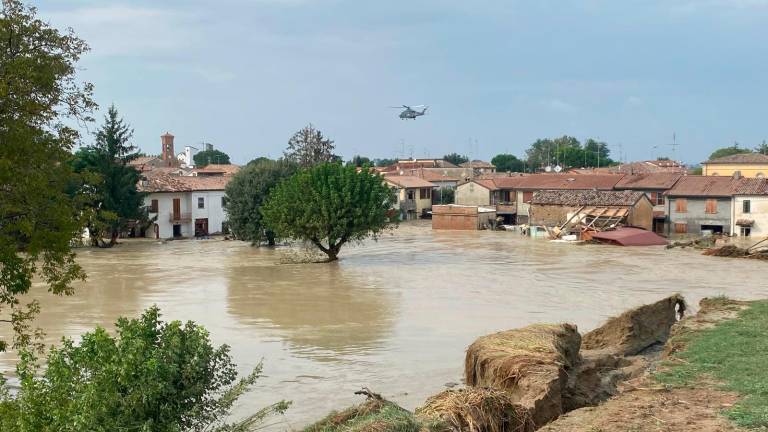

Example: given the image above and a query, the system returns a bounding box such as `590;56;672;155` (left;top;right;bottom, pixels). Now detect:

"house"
128;155;164;173
702;153;768;178
459;160;496;174
384;176;435;220
529;190;653;231
664;175;768;236
455;179;498;206
732;183;768;237
385;168;461;189
192;164;241;177
614;173;683;233
139;174;230;238
432;205;497;230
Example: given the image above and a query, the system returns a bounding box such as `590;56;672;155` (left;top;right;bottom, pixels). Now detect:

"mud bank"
305;294;717;432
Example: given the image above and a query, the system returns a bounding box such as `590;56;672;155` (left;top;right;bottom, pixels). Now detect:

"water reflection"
225;250;397;360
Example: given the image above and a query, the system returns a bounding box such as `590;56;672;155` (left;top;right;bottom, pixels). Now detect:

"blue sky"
36;0;768;165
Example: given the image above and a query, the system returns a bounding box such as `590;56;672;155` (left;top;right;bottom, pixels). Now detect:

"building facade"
702;153;768;178
384;176;435;220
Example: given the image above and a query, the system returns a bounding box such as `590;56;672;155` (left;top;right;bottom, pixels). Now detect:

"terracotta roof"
514;174;623;190
614;173;683;190
384;176;435;188
460;160;495;168
703;153;768;164
138;174;229;193
665;176;768;197
530;190;647;206
193;164;241;176
128;156;160;166
385;168;461;182
491;176;528;189
606;161;687;174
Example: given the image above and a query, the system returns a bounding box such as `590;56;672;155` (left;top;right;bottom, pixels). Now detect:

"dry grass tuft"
417;387;535;432
464;324;580;393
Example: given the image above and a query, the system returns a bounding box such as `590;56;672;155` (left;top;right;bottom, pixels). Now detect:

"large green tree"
284;124;335;167
491;153;525;172
525;136;613;170
262;163;395;261
708;144;752;161
349;155;371;167
0;306;288;432
194;149;231;167
442;152;469;166
72;105;147;247
0;0;95;352
375;158;396;167
224;159;297;246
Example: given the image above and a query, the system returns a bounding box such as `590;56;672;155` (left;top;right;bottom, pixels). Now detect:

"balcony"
400;199;417;211
169;212;192;223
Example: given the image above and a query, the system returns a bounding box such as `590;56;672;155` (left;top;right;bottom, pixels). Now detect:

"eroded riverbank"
2;222;767;429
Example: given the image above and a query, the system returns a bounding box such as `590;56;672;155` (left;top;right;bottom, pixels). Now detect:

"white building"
139;175;230;238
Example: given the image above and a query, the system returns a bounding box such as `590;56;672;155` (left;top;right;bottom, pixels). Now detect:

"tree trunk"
109;229;119;246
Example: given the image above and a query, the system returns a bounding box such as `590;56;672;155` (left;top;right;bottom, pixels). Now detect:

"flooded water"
2;221;767;429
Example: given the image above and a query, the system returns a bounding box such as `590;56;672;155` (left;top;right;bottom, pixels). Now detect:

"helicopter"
390;104;428;120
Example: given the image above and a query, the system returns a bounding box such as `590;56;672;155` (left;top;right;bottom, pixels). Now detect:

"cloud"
543;98;577;113
44;5;199;57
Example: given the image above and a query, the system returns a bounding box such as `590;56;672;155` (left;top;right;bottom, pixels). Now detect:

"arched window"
757;173;765;179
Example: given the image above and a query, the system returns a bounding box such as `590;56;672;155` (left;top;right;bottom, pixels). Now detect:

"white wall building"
140;175;229;238
732;195;768;238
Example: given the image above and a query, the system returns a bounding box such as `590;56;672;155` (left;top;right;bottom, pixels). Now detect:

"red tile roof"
138;174;230;193
514;174;623;190
530;190;647;206
703;153;768;164
665;176;768;197
384;176;435;188
192;164;241;176
614;173;683;190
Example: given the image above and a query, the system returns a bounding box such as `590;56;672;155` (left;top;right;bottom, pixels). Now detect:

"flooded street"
2;222;767;429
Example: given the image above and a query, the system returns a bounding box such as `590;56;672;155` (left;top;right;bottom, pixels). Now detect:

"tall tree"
262;163;395;261
375;158;396;167
349;155;372;167
0;0;95;352
224;159;297;246
708;144;752;161
491;153;525;172
756;141;768;155
442;153;469;166
72;105;147;247
194;149;231;167
284;124;335;167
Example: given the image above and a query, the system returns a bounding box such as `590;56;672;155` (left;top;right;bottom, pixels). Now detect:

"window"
650;192;665;206
198;197;205;209
705;199;718;214
523;191;534;203
407;190;415;200
502;190;513;203
150;199;158;213
674;223;688;234
741;226;752;237
419;188;431;199
675;198;687;213
222;196;229;207
757;173;765;179
743;200;751;214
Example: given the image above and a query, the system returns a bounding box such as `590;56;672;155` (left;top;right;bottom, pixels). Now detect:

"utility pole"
668;132;679;161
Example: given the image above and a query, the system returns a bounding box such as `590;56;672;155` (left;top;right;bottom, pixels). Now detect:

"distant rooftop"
703;153;768;164
531;190;648;207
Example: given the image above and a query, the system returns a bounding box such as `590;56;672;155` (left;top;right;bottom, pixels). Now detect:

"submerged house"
529;190;654;232
432;205;497;230
384;176;435;220
614;173;683;234
665;175;768;236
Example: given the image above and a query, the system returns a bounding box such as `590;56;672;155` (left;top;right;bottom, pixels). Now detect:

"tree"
225;159;297;246
194;149;231;167
0;0;96;352
434;187;455;204
708;144;751;161
71;105;147;247
583;138;614;167
284;124;335;167
375;158;396;167
247;156;272;166
443;153;469;166
262;163;395;261
756;140;768;155
0;306;288;432
349;155;371;167
491;153;525;172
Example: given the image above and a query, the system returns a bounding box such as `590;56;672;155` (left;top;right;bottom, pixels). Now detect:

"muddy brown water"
1;221;766;429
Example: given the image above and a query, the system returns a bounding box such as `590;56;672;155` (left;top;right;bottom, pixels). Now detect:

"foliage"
247;156;272;166
756;141;768;155
0;0;95;352
262;163;396;261
442;153;469;166
708;144;752;161
194;149;231;167
0;306;289;432
225;159;297;246
349;155;371;167
303;397;434;432
375;158;396;167
284;124;336;167
655;301;768;428
71;105;147;247
434;187;454;205
525;136;613;170
689;166;703;175
491;153;525;172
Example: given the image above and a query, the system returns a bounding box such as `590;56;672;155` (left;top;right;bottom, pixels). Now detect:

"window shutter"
675;198;687;213
675;223;687;234
705;199;717;214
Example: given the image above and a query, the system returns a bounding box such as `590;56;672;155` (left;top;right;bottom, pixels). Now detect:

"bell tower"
161;132;175;166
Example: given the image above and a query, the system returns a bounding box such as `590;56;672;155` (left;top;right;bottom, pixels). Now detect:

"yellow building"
702;153;768;178
384;176;435;220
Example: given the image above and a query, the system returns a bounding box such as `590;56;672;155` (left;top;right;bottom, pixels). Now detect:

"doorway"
195;218;209;237
172;224;182;238
172;198;181;220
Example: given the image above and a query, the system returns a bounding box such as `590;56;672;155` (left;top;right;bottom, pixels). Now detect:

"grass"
303;397;444;432
655;300;768;429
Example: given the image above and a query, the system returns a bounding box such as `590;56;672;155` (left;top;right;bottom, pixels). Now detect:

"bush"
0;306;288;432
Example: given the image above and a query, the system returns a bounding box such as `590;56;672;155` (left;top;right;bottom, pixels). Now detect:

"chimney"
161;132;175;166
733;171;742;180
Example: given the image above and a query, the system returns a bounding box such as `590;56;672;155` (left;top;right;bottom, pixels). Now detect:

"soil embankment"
303;296;762;432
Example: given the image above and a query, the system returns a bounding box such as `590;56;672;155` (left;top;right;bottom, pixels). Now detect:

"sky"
35;0;768;165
